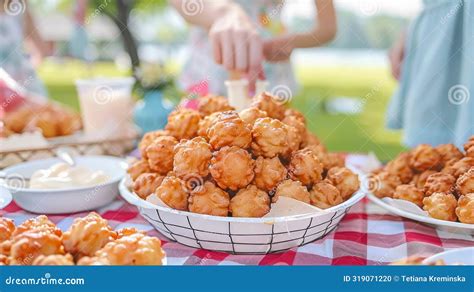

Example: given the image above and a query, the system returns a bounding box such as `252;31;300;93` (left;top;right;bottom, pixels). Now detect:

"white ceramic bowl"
2;156;127;214
422;247;474;265
120;179;365;254
0;186;12;209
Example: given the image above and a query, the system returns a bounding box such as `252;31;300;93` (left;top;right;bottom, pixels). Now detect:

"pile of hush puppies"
127;92;360;218
0;213;165;266
370;136;474;224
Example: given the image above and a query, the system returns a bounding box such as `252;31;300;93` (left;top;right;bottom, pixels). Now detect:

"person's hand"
209;6;264;88
263;35;295;62
389;31;406;80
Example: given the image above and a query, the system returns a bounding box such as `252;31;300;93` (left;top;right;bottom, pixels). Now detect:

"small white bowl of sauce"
1;156;127;214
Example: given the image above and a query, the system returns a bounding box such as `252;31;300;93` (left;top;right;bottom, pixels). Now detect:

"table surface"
2;197;473;265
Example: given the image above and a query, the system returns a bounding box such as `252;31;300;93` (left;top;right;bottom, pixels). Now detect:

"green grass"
38;60;405;161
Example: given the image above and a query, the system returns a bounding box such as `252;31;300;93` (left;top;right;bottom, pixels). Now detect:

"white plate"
2;156;127;214
367;193;474;235
422;247;474;265
120;179;365;254
0;186;12;209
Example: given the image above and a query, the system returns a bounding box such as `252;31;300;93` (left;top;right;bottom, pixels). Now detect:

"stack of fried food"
369;136;474;224
2;102;82;138
0;213;165;266
127;93;360;218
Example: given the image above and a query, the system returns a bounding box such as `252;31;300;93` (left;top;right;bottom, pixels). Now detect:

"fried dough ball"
456;193;474;224
239;107;267;126
92;233;165;265
409;144;442;172
310;182;343;209
230;185;270;217
115;227;145;239
435;144;464;166
288;148;323;186
321;152;345;171
127;159;152;181
207;111;252;149
13;215;62;238
32;254;74;266
251;117;290;158
188;181;230;216
138;130;169;159
282;115;306;139
197;112;220;137
0;254;9;265
33;111;59;137
154;175;189;211
146;136;178;174
386;152;414;184
424;173;455;196
10;232;64;265
423;192;457;221
444;157;474;178
197;94;234;116
173;137;212;178
302;130;322;148
325;167;360;200
253;156;287;192
393;184;425;207
250;92;286;120
165;109;201;140
284;124;303;158
133;173;164;200
4;105;33;133
370;171;401;198
273;179;311;204
284;108;306;124
210;146;255;191
455;168;474;196
0;217;15;241
412;170;437;189
62;212;117;258
464;136;474;158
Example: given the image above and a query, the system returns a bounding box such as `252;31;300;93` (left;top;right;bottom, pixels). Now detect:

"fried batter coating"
423;173;455;196
10;232;64;265
282;115;306;139
154;175;189;211
92;233;165;265
310;182;343;209
456;193;474;224
62;212;117;258
138;130;169;159
207;111;252;149
115;227;145;239
284;108;306;124
32;254;74;266
165;109;201;140
464;136;474;158
444;157;474;178
0;217;15;241
325;167;360;200
301;130;322;148
197;94;234;116
250;92;286;120
393;184;425;207
188;181;230;216
409;144;442;172
455;168;474;196
127;159;152;181
435;143;464;166
173;137;212;178
288;148;323;186
253;156;287;192
423;192;457;221
210;146;255;191
197;112;221;137
273;179;311;204
0;254;9;265
239;107;267;126
133;173;164;199
251;117;290;158
146;136;178;174
321;152;345;171
370;171;401;198
386;152;414;184
230;185;270;217
284;124;303;158
13;215;62;238
412;170;437;189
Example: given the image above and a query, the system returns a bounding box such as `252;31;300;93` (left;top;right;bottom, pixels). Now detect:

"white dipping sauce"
30;163;110;189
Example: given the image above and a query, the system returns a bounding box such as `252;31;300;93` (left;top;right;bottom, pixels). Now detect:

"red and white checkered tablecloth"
2;197;473;265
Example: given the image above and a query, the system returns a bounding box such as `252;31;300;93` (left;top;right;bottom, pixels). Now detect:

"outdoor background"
29;0;423;161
